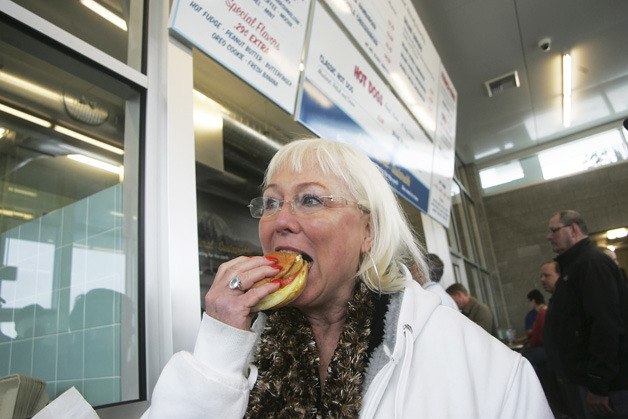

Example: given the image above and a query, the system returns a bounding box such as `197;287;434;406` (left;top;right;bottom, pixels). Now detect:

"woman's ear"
361;221;373;253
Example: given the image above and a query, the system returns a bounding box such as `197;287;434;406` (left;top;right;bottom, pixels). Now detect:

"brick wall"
482;161;628;333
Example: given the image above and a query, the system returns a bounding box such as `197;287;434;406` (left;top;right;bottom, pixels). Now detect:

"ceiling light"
8;186;37;198
67;154;124;175
0;103;52;128
607;227;628;240
562;53;572;128
0;71;63;102
80;0;128;31
54;125;124;155
0;208;34;220
474;147;501;160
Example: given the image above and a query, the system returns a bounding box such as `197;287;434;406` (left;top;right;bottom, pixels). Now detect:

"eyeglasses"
547;224;571;234
248;194;370;219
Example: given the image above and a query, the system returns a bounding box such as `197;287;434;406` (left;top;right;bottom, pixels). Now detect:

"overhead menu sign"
322;0;441;140
169;0;311;113
299;2;433;212
427;66;457;226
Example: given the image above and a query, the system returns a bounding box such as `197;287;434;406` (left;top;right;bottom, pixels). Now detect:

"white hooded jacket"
144;279;552;418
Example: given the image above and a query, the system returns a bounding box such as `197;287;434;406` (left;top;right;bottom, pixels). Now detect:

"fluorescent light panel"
0;72;63;102
54;125;124;155
0;103;52;128
0;105;123;155
562;53;572;128
80;0;128;31
8;186;37;198
67;154;123;175
0;208;34;220
607;228;628;240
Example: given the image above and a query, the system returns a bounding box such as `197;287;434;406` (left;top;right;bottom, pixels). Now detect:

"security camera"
538;37;552;52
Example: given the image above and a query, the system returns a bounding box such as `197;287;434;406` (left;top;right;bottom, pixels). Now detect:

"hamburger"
251;251;309;311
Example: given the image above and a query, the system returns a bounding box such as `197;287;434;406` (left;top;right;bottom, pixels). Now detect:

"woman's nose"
272;200;300;231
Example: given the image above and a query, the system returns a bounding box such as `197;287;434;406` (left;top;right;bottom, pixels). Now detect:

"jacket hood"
361;267;441;418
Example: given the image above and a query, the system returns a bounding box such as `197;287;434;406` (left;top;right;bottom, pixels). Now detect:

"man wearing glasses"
544;210;628;419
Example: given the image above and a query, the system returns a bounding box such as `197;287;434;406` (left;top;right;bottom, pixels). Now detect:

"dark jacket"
544;238;628;396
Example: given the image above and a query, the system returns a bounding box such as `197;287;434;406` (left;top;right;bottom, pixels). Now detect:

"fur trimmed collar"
245;283;392;418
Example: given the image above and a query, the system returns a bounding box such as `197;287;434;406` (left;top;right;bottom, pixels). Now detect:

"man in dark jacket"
544;210;628;418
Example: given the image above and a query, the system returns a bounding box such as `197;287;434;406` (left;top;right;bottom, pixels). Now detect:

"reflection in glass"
0;19;140;406
10;0;144;71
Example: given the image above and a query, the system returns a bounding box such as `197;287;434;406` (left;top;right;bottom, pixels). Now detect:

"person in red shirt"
526;289;547;348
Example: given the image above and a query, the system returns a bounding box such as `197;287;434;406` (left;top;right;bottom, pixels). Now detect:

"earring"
368;251;382;295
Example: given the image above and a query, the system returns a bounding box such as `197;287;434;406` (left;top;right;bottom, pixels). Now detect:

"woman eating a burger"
144;138;552;418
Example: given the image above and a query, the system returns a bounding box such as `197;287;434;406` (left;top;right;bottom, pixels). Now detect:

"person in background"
513;288;545;346
445;282;495;334
512;290;545;345
523;289;547;348
142;138;552;418
540;260;561;294
409;253;458;310
519;289;549;393
544;210;628;418
541;260;579;419
524;302;539;333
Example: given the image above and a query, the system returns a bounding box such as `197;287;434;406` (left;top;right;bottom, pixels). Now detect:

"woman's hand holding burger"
205;252;309;330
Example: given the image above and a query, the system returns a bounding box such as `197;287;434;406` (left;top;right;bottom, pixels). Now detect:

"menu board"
322;0;441;140
298;3;433;212
169;0;311;113
427;65;457;226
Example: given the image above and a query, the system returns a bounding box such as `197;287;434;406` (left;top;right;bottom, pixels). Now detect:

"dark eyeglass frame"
547;224;572;234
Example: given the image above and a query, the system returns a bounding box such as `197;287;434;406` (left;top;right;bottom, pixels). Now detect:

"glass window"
451;191;478;261
466;201;486;266
9;0;144;71
539;129;627;180
447;181;461;253
0;18;141;406
465;262;498;324
479;160;524;188
479;126;628;195
452;262;462;283
481;269;503;326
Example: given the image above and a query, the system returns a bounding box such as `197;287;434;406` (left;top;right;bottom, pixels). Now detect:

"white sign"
427;65;457;226
299;3;433;212
323;0;441;139
169;0;311;113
